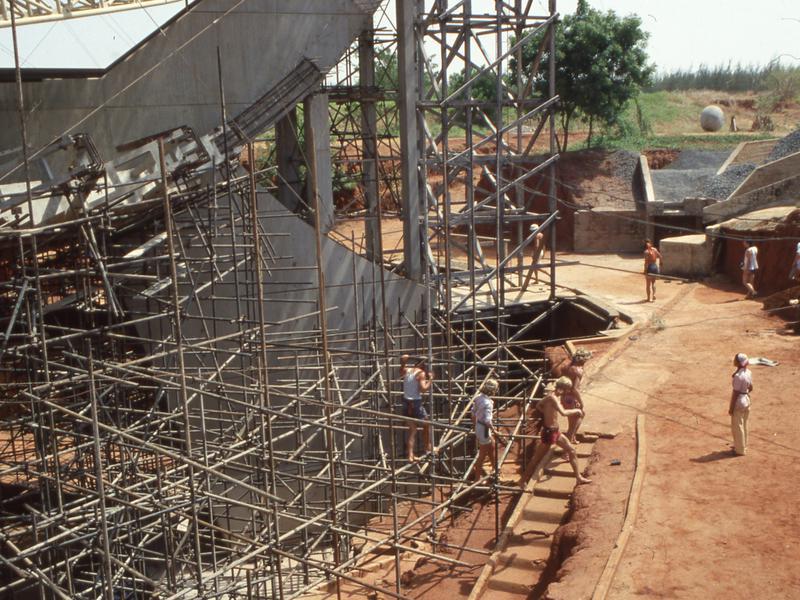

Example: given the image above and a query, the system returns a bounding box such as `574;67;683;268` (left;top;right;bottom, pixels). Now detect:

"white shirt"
732;368;752;409
471;393;493;426
732;368;752;394
743;246;758;271
403;370;422;400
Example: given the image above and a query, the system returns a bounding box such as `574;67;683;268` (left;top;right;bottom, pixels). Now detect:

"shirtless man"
529;377;591;485
399;354;433;462
521;226;546;291
643;239;662;303
560;349;590;442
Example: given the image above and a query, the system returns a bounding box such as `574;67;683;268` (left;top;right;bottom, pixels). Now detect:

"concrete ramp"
649;168;715;202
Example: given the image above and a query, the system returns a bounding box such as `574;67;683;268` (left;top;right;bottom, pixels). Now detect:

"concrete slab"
660;234;713;277
533;473;579;499
545;455;590;477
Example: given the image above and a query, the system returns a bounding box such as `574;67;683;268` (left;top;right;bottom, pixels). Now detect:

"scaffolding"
0;1;561;598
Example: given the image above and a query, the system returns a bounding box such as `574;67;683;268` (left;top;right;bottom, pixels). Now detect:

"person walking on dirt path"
521;225;546;291
789;241;800;281
742;240;759;298
643;239;662;302
470;378;505;481
400;354;433;462
729;353;753;456
562;349;591;443
528;377;591;485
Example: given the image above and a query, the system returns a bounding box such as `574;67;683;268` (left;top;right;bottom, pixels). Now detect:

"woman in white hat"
729;353;753;456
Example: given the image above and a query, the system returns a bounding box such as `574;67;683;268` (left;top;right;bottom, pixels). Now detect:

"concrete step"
501;533;553;566
517;495;569;525
485;562;539;595
533;473;578;499
553;441;594;459
544;455;590;478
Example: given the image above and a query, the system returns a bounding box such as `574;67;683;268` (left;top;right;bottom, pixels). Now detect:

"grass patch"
577;132;776;153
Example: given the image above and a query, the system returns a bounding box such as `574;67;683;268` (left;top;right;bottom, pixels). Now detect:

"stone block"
660;234;712;277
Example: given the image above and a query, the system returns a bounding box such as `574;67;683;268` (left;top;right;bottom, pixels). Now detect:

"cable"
0;0;249;185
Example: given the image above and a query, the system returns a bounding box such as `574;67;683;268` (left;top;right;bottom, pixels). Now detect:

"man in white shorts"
741;240;759;298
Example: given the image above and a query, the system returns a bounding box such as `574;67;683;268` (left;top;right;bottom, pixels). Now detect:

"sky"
0;0;798;73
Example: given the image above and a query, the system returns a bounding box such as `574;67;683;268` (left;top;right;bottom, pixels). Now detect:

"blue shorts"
401;398;428;420
646;263;659;275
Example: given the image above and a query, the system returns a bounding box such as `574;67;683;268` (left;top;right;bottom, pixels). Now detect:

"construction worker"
399;354;433;462
470;378;504;481
529;378;591;485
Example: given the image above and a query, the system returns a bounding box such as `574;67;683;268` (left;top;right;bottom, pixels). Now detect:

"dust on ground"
547;275;800;599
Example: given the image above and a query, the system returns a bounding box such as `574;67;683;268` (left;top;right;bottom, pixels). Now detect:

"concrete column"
396;0;422;281
304;93;334;234
276;108;304;213
359;25;381;263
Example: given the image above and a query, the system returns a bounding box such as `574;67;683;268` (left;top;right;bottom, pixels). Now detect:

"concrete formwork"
0;0;376;160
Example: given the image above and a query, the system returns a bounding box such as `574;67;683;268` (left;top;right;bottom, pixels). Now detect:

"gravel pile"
766;129;800;163
701;163;756;200
608;150;640;181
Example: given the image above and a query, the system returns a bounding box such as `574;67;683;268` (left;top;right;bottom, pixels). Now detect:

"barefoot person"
729;353;753;456
643;239;662;302
741;240;759;298
561;349;591;442
529;377;591;484
470;378;504;481
399;354;433;462
521;225;546;291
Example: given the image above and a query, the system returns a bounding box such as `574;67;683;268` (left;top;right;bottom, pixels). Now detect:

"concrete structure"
660;234;713;278
703;151;800;223
708;205;800;295
0;2;565;598
574;208;647;253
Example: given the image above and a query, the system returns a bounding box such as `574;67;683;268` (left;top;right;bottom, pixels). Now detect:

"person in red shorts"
528;377;591;485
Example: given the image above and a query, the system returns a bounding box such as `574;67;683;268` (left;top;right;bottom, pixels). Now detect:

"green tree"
512;0;653;149
448;68;502;124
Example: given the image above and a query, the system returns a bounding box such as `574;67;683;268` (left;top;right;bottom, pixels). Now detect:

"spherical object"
700;105;725;132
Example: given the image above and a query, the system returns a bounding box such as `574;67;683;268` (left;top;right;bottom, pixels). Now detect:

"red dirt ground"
545;276;800;599
307;253;800;599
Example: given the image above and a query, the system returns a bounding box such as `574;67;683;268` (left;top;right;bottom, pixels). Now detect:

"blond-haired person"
471;378;503;481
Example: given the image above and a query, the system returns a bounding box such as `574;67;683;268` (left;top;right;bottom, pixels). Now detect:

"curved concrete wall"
0;0;371;163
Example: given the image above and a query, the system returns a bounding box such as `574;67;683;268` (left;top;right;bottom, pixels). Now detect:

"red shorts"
541;426;560;445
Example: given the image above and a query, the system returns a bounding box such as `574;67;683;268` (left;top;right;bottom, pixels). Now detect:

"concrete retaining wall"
703;174;800;223
574;209;647;253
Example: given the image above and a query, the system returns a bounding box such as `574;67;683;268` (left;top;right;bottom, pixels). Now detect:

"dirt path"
548;276;800;599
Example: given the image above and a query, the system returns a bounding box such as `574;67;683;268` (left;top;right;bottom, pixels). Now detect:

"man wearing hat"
729;353;753;456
